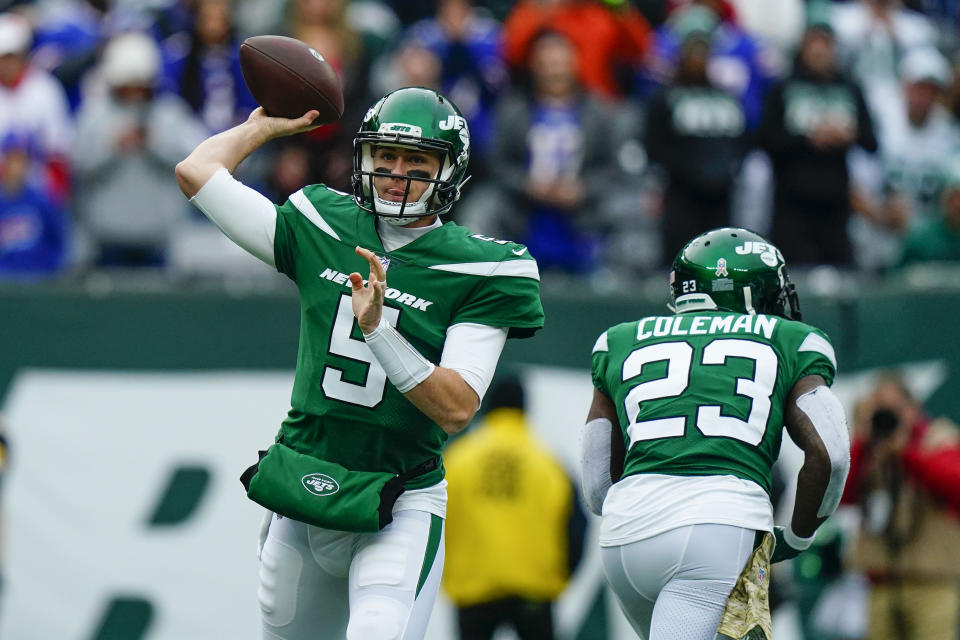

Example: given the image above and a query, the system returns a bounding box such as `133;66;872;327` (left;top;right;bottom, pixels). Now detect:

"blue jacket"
0;184;67;275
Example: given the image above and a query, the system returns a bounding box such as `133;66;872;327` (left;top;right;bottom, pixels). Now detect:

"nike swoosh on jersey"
511;248;527;256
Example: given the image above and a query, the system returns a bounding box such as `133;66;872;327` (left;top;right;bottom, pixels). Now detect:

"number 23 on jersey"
620;337;778;447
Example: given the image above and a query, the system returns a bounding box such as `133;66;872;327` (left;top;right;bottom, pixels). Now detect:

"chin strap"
378;212;424;226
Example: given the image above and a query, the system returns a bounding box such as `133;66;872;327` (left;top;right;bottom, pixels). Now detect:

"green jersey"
591;311;836;494
272;185;544;488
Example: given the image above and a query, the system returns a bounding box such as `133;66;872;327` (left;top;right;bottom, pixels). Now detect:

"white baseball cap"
100;31;161;87
0;13;32;56
900;47;952;88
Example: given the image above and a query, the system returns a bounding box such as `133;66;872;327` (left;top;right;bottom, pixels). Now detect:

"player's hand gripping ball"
239;35;344;124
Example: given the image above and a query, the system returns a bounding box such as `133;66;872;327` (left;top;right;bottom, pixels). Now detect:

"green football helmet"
670;227;802;320
352;87;471;223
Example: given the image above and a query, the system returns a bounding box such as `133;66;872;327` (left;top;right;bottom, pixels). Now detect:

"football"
239;35;344;124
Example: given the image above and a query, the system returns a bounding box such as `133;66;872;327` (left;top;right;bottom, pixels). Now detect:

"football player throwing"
176;88;544;640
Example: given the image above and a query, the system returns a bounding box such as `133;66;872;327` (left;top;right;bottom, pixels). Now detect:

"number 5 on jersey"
322;294;401;407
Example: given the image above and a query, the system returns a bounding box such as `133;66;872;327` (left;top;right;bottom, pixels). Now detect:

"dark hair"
485;376;525;411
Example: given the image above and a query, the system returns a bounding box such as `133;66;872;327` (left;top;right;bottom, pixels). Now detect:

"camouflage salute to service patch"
716;532;774;640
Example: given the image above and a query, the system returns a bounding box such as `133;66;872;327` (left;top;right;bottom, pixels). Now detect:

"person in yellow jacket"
443;376;586;640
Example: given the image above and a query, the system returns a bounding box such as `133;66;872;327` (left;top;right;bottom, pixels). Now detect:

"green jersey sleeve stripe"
290;189;341;241
798;332;837;369
428;260;540;280
593;331;608;353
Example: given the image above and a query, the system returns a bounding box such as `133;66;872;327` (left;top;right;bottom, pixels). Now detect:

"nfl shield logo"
757;567;766;585
378;255;391;272
716;258;729;277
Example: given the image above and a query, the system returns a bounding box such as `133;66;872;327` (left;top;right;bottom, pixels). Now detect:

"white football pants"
601;523;756;640
258;510;444;640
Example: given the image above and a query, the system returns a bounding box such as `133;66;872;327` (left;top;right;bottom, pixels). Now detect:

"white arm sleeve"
580;418;614;516
439;323;508;403
363;317;436;394
189;167;277;267
795;385;851;518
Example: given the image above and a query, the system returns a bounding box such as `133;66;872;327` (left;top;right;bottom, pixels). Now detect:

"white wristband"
784;525;816;551
363;317;436;393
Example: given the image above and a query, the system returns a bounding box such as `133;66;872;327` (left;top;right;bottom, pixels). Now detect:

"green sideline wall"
1;282;958;418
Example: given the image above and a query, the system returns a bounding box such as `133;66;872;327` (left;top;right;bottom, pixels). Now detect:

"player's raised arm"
175;108;319;198
774;374;851;562
174;109;319;267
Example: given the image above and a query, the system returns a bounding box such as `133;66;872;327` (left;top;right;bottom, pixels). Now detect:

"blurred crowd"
2;0;960;283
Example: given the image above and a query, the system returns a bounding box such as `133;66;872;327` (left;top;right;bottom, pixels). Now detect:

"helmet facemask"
771;266;802;321
354;138;458;224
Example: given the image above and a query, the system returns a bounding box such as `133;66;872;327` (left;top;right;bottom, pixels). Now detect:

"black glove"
771;525;805;564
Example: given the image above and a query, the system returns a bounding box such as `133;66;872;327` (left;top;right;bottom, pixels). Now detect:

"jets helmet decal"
670;227;802;320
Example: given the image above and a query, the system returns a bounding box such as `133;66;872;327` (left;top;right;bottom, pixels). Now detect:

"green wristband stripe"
416;514;443;597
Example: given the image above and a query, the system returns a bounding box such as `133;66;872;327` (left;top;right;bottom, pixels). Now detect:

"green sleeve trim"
591;349;609;394
798;363;836;387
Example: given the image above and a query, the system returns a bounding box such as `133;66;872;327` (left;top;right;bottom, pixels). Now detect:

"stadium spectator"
645;7;747;264
383;0;436;26
0;132;68;277
29;0;109;112
72;31;206;268
642;2;778;129
501;0;652;99
443;376;586;640
850;47;959;270
877;48;958;227
727;0;806;60
899;157;960;266
287;0;394;123
377;37;444;93
0;12;73;204
161;0;257;134
830;0;938;132
404;0;508;159
480;29;631;274
278;0;383;191
842;372;960;640
759;17;877;267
